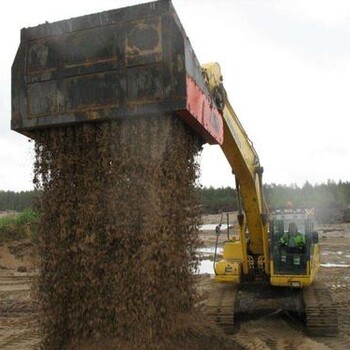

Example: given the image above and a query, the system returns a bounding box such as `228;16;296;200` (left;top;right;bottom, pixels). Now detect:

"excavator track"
205;283;237;334
303;281;338;337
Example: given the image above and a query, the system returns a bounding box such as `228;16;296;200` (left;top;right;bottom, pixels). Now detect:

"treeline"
0;191;36;212
201;187;237;213
201;181;350;223
264;181;350;210
265;181;350;223
1;180;350;222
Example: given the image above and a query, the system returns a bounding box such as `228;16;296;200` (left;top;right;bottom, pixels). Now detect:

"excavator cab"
269;209;320;288
271;218;307;275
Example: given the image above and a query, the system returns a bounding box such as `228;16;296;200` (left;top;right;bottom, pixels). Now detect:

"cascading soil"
33;115;207;349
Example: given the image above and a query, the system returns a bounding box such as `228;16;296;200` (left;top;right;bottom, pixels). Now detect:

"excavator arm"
202;63;269;274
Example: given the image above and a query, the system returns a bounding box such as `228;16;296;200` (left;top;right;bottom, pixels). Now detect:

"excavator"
202;63;338;336
12;0;337;338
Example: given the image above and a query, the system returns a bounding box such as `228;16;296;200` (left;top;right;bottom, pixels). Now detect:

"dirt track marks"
0;274;39;350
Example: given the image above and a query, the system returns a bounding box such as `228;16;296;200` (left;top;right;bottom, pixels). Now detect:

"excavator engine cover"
11;0;223;144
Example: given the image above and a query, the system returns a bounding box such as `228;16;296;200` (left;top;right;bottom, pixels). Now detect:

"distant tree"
200;186;237;213
200;181;350;222
0;190;36;212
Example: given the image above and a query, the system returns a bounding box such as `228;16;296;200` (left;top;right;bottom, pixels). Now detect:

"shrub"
0;209;38;242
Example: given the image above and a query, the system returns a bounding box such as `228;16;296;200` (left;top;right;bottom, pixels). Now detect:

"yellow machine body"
270;241;320;288
214;240;243;283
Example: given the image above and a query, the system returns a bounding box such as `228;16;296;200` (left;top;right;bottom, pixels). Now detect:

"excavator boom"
202;63;269;271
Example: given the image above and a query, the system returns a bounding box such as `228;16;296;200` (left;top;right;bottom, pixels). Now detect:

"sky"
1;0;350;191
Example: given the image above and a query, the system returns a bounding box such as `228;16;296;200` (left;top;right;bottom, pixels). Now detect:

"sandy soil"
0;211;17;218
0;240;38;349
0;212;349;349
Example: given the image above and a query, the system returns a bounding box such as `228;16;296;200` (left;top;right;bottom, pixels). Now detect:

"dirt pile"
32;115;222;349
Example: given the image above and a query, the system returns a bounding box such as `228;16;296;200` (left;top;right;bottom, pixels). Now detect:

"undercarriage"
206;281;338;337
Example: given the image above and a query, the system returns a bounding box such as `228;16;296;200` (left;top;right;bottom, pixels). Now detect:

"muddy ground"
0;212;349;349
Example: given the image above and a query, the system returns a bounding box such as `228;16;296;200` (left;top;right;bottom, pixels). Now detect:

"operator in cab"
279;222;305;253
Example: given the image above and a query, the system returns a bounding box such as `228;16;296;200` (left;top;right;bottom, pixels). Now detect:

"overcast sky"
1;0;350;191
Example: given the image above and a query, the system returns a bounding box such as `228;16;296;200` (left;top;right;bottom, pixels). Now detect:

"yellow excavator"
202;63;338;336
11;0;337;337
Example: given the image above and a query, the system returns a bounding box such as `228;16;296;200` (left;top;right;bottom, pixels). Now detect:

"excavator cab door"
269;209;315;276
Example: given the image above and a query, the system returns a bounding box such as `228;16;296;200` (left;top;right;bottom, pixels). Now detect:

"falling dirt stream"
31;116;236;349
